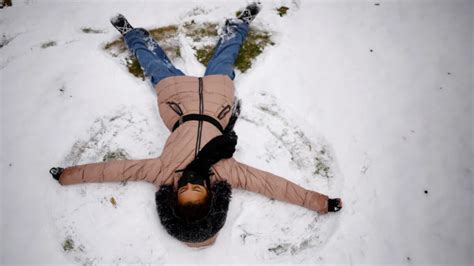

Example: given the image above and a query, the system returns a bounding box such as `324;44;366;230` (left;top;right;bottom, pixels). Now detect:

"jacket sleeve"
59;157;163;186
214;159;329;214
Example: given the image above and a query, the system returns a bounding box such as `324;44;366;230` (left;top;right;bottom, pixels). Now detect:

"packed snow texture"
1;0;472;265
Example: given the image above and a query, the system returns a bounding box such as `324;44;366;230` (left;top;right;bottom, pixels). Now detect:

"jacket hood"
155;180;232;245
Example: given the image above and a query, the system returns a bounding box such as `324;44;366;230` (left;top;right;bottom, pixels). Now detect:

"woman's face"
177;182;208;205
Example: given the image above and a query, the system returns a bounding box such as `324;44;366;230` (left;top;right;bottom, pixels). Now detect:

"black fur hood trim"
155;180;232;243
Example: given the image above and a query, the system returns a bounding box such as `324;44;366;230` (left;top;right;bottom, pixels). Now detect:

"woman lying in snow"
49;2;343;248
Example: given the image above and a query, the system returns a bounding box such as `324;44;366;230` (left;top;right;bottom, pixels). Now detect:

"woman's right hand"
49;167;64;182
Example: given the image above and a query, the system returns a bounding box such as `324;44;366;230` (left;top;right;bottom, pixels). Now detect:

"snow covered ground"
1;0;472;264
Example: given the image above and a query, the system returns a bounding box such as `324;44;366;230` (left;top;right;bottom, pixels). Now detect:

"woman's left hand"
328;198;343;212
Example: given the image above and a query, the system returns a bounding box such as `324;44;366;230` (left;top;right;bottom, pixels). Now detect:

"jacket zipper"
195;77;204;158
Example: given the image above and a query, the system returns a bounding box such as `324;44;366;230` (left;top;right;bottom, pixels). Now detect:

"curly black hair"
155;181;232;243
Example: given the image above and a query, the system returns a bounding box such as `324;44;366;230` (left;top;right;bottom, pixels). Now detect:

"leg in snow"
111;14;185;87
204;2;261;80
204;20;249;80
124;28;185;87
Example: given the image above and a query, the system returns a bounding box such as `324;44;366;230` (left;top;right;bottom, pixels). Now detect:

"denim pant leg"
123;28;185;87
204;19;250;80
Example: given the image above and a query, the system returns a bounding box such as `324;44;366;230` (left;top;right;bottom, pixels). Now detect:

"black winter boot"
110;13;134;35
237;2;262;24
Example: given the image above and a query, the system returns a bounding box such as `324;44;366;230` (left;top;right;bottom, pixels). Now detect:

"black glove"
49;167;64;181
328;198;343;212
197;130;238;164
182;131;238;178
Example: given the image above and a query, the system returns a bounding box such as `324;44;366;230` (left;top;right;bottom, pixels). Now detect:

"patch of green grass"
125;56;145;80
62;237;75;252
103;149;129;162
234;29;274;72
182;21;218;42
110;196;117;207
195;45;215;66
181;22;219;66
149;25;178;40
314;158;330;177
81;27;105;34
276;6;290;17
174;46;181;58
104;39;126;53
314;149;331;178
41;41;57;49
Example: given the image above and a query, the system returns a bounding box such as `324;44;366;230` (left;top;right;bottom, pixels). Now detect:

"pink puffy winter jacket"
59;74;329;245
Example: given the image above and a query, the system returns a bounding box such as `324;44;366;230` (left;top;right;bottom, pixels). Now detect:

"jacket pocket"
217;104;231;120
167;101;184;116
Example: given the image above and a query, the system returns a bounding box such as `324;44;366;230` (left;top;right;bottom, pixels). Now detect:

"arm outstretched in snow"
213;159;329;214
57;157;163;186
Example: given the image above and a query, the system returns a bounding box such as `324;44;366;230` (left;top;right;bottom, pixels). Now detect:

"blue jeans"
123;19;250;87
